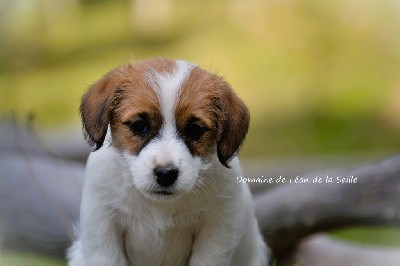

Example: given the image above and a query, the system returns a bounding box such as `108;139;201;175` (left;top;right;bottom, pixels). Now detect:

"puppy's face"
81;58;249;202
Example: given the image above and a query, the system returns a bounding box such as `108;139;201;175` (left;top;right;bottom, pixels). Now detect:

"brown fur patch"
133;58;176;76
110;83;162;154
80;70;124;149
176;66;250;167
175;67;220;157
216;82;250;167
80;58;177;153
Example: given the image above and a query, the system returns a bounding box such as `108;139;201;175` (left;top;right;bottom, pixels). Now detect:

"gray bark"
254;155;400;260
296;234;400;266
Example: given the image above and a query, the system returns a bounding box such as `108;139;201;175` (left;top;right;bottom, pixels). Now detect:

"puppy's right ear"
80;72;118;150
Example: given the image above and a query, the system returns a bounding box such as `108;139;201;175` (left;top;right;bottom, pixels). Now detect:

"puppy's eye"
184;122;206;141
126;117;150;137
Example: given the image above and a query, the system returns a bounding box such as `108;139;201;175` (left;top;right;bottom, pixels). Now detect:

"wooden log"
254;155;400;259
0;152;83;257
296;234;400;266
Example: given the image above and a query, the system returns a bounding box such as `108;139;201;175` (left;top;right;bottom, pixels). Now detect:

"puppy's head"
81;58;249;201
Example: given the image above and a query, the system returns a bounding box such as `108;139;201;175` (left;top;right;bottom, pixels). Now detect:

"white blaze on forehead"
122;60;209;199
147;60;195;134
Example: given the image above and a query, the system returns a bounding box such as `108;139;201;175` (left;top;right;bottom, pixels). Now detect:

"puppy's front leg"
189;219;241;266
80;204;128;266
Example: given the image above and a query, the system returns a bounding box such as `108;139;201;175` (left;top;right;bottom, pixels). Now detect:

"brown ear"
217;84;250;168
80;72;118;150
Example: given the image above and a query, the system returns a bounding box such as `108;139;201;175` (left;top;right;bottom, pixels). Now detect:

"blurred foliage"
0;252;65;266
332;226;400;247
0;0;400;156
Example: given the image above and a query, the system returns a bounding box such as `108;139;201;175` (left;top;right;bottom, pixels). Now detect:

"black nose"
154;166;179;187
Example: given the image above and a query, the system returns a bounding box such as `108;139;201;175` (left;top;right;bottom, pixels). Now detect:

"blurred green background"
1;0;400;264
1;0;400;157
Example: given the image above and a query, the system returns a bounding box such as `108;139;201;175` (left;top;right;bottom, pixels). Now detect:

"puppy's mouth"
146;186;178;196
152;190;174;196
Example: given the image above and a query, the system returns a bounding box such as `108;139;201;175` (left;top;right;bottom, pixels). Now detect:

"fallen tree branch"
254;155;400;259
296;234;400;266
0;152;83;257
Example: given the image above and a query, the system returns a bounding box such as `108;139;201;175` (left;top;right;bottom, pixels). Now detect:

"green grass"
0;252;65;266
331;226;400;248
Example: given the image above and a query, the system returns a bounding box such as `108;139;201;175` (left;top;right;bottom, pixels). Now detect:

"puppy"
67;58;268;266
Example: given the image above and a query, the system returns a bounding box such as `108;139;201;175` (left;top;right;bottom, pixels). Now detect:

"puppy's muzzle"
154;165;179;187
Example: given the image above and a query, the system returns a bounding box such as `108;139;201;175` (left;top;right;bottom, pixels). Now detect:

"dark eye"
184;122;206;141
126;117;150;137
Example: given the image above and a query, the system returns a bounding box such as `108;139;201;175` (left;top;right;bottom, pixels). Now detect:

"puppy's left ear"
217;84;250;168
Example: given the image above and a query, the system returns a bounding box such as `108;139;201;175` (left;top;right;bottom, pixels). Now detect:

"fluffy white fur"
68;60;269;266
